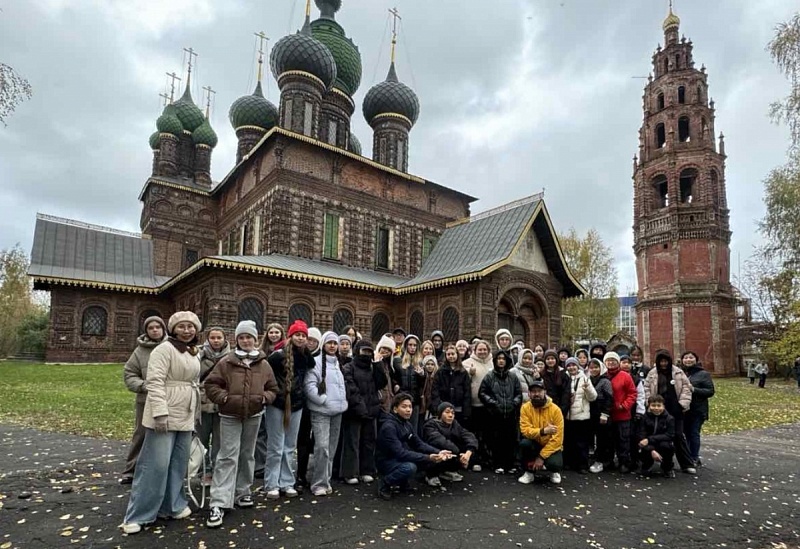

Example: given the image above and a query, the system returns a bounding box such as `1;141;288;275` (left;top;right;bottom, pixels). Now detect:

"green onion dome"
172;84;206;132
155;103;184;136
347;132;362;155
149;131;161;150
192;117;218;148
363;62;420;126
270;17;337;89
228;81;279;131
310;18;361;96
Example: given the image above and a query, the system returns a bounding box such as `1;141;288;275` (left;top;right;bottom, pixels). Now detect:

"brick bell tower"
633;7;737;375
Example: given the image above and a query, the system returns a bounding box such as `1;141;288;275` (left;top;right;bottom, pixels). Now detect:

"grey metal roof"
29;214;164;289
398;197;541;288
137;174;214;201
206;254;410;289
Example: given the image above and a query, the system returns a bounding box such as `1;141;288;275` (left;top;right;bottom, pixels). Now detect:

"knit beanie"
603;351;621;364
307;327;322;343
376;334;395;353
564;357;580;369
235;320;258;340
422;355;438;367
543;349;559;361
287;320;309;338
338;334;352;344
321;331;339;346
142;315;167;335
437;401;455;417
167;311;202;334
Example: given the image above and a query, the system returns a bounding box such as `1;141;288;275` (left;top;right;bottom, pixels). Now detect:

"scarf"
169;336;198;356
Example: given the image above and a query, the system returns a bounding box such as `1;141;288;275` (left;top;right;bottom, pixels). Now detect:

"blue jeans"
683;412;705;462
379;460;418;488
264;406;303;491
123;429;191;525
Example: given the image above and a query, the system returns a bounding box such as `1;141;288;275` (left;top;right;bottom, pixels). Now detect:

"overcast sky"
0;0;795;293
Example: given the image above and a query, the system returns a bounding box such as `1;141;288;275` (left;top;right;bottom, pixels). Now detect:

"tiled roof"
29;214;165;291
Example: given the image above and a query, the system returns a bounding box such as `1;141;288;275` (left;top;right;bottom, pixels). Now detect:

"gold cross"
165;71;182;102
202;85;216;118
389;7;402;63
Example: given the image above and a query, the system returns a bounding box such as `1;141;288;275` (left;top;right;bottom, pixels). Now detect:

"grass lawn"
0;362;798;440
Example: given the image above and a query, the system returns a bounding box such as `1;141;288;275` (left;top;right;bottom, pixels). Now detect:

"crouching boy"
517;381;564;485
422;402;479;486
637;395;676;478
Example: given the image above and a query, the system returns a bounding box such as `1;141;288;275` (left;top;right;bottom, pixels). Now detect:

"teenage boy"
637;395;676;478
422;402;478;484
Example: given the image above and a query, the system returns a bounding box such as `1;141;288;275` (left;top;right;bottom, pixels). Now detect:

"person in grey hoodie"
120;315;167;484
305;332;348;496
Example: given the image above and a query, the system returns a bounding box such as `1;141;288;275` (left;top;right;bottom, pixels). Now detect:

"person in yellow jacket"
517;380;564;485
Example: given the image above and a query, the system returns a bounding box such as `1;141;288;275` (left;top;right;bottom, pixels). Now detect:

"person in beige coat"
121;311;202;535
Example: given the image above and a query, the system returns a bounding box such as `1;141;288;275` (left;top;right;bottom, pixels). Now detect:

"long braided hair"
282;338;296;428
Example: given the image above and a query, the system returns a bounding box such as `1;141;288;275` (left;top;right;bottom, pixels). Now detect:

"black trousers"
487;414;518;471
468;406;492;467
639;441;674;472
296;407;313;485
612;419;632;467
564;419;591;470
629;415;642;466
758;374;767;388
340;417;377;478
590;416;614;465
671;414;695;470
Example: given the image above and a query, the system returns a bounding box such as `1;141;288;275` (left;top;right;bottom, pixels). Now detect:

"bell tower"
633;6;737;375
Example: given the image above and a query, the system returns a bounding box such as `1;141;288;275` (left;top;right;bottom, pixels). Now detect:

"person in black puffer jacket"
542;350;571;418
341;339;388;484
423;402;479;480
479;350;522;473
392;335;425;433
429;345;472;423
680;351;715;466
636;395;676;477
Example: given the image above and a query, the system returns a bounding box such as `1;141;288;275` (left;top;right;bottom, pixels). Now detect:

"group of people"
118;314;716;534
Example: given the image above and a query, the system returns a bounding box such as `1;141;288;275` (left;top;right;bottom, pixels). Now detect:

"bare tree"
0;63;32;126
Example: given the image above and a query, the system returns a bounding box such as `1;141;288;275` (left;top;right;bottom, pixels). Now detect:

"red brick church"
28;0;585;363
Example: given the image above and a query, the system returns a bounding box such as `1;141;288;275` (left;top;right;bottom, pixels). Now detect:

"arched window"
371;312;390;343
678;86;685;104
238;298;265;333
138;309;162;332
333;308;354;334
288;303;313;327
663;59;668;75
675;54;681;69
81;306;108;336
696;84;703;104
442;307;460;343
678;117;690;142
680;168;698;204
653;175;669;209
409;310;424;338
655;123;666;148
710;170;720;208
657;93;665;110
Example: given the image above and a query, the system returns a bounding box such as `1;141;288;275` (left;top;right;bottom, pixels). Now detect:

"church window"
184;248;199;268
696;84;703;104
396;139;405;169
678;86;686;104
657;93;665;110
303;103;314;136
710;170;720;208
680;168;698;204
442;307;460;343
422;235;438;261
323;212;341;260
376;226;391;270
81;306;108;336
289;303;313;326
283;99;293;128
226;232;235;255
241;223;249;255
371;312;390;343
238;298;264;333
327;120;337;146
333;308;353;334
678;117;690;142
653;175;669;209
655;123;666;148
675;54;681;69
409;310;424;338
663;59;668;74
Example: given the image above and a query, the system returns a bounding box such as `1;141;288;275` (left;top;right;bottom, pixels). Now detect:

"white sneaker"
425;476;442;487
120;523;141;535
312;487;328;497
517;471;536;485
172;507;192;520
494;468;505;474
283;487;298;498
589;462;604;474
360;475;375;484
325;487;333;495
265;488;280;499
471;464;482;472
549;472;562;485
440;471;463;482
344;477;359;485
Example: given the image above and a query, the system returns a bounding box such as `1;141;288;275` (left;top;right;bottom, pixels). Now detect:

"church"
28;0;585;363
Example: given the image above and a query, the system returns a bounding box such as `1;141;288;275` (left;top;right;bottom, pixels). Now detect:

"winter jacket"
267;346;315;413
343;355;388;420
377;357;396;414
566;371;597;421
629;373;646;417
429;363;472;417
509;366;530;403
607;368;638;422
464;354;494;407
204;350;278;419
637;410;676;450
376;413;440;465
542;367;572;418
123;334;164;404
304;353;348;416
589;372;613;421
392;357;425;404
198;341;230;413
644;352;692;414
684;364;715;420
478;353;522;418
422;417;479;454
142;339;201;432
746;363;756;378
519;396;564;459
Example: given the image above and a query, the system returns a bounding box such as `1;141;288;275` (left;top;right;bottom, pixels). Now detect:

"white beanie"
603;351;621;364
168;311;202;334
376;335;395;353
235;320;258;340
307;327;322;343
321;331;339;345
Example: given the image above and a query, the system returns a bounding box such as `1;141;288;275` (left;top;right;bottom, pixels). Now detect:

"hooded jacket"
588;361;613;421
637;409;676;450
204;350;278;419
422;417;478;454
429;360;472;417
267;345;315;414
589;342;607;362
645;350;693;415
541;350;571;418
519;396;564;459
606;364;638;422
683;363;715;420
376;412;440;465
123;325;168;405
392;335;425;403
478;350;522;418
430;330;445;363
198;339;231;413
343;348;388;420
566;369;597;421
463;351;494;407
305;352;348;416
494;328;513;351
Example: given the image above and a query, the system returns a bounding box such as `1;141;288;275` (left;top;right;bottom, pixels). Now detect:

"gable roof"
29;214;167;293
396;195;585;297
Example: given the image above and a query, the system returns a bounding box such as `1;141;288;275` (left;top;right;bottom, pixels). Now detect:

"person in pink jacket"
603;352;638;473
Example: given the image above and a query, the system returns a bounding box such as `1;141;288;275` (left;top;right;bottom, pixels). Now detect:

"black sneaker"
619;464;631;474
663;469;676;479
206;507;224;528
378;482;393;501
236;495;254;508
118;476;133;485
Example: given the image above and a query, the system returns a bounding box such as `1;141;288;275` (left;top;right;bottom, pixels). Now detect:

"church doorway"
497;287;548;348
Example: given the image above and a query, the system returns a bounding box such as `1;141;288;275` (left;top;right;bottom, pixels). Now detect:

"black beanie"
437;402;455;416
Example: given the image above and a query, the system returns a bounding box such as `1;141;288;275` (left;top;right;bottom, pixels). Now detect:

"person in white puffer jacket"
564;357;597;473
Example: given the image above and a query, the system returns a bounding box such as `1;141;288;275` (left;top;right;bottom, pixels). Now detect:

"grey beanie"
235;320;258;340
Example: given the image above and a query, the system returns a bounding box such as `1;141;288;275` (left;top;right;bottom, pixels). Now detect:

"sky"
0;0;795;294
